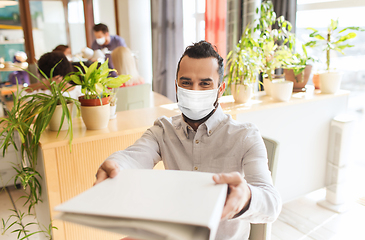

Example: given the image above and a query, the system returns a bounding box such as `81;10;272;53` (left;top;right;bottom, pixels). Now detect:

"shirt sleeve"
116;36;127;47
104;124;161;170
91;41;99;50
237;124;282;223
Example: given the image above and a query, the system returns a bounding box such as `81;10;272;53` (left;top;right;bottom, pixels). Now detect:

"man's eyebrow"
200;78;213;82
179;77;192;81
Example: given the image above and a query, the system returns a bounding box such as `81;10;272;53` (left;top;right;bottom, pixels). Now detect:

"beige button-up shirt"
106;105;282;240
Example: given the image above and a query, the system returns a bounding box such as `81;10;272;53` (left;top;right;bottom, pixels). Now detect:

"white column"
117;0;153;85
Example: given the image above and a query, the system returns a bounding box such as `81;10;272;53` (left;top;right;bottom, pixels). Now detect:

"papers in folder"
55;169;228;240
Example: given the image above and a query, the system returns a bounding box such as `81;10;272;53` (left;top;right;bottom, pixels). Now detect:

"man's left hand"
213;172;251;220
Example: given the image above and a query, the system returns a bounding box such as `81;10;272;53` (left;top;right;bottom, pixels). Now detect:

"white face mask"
177;85;219;120
66;55;72;62
96;37;106;45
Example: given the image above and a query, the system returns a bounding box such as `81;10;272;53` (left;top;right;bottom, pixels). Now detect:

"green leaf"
313;34;326;40
69;75;82;85
334;32;356;44
330;19;338;31
307;27;318;32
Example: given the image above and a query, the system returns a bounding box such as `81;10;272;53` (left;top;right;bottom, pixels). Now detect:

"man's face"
93;31;110;45
176;56;225;96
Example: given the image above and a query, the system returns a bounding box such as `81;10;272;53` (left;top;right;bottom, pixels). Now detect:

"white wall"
93;0;117;35
117;0;153;84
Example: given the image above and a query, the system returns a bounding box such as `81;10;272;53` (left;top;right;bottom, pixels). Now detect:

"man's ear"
218;82;226;98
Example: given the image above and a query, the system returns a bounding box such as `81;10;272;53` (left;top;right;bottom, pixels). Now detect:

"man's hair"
52;44;69;53
93;23;109;33
176;41;224;84
38;52;72;78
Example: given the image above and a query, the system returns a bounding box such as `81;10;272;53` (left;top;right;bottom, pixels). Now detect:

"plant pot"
284;65;312;92
231;83;253;103
271;80;293;102
81;104;110;130
78;96;110;106
312;73;320;89
110;105;117;119
319;72;343;94
263;78;272;96
49;103;73;131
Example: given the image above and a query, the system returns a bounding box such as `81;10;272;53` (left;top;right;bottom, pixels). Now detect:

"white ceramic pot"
271;80;294;102
110;105;117;119
319;72;343;94
81;103;110;130
231;83;253;104
263;78;272;96
49;103;73;131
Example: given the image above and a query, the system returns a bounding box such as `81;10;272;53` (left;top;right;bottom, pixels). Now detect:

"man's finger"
94;169;108;186
101;160;120;178
221;187;243;220
213;172;242;186
94;160;120;186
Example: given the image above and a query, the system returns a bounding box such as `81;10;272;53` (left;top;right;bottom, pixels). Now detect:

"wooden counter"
36;89;349;240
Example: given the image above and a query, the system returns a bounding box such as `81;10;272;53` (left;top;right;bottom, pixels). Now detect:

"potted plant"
0;63;79;239
283;44;316;92
225;27;262;103
109;88;118;119
254;0;294;97
66;60;131;130
306;19;364;93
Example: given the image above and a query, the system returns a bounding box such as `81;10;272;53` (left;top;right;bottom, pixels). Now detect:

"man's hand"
213;172;252;220
94;160;120;186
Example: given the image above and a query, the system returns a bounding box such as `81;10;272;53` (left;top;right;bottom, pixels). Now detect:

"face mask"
66;55;72;62
96;37;106;45
177;85;219;120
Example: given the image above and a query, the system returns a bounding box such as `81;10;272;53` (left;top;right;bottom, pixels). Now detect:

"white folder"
55;169;228;240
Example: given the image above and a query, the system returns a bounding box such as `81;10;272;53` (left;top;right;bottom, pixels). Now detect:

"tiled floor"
1;91;365;240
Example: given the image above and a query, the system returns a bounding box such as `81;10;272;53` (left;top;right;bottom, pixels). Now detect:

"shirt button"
209;130;212;135
195;140;199;144
194;166;198;170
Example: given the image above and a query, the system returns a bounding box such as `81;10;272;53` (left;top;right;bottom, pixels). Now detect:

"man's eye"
201;82;210;86
181;81;191;85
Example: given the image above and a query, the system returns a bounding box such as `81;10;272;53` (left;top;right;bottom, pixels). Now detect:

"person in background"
9;51;30;86
53;44;72;62
111;46;144;86
91;23;127;77
24;52;81;100
94;41;281;240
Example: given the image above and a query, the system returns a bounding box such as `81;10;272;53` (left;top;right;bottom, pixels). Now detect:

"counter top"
39;88;350;149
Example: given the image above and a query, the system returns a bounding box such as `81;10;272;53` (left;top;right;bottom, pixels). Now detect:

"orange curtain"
205;0;227;59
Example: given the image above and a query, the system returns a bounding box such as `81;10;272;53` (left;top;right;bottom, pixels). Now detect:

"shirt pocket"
209;156;242;174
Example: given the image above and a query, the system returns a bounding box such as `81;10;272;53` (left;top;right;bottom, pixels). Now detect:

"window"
183;0;206;48
296;0;365;93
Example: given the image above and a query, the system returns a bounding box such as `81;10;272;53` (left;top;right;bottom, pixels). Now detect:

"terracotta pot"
81;103;110;130
312;73;320;89
231;83;253;104
49;103;73;131
284;65;312;92
78;96;110;106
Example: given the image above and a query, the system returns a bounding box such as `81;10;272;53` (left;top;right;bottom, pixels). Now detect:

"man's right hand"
94;160;120;186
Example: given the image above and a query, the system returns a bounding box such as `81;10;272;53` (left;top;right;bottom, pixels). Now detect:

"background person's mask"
177;85;219;120
96;37;106;45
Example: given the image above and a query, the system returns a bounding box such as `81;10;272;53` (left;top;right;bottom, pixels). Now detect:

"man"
94;41;281;240
91;23;127;76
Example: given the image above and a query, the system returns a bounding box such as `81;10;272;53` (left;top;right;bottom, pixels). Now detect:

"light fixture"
0;0;18;7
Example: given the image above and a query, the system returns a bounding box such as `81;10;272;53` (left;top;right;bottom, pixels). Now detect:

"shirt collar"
172;104;227;138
